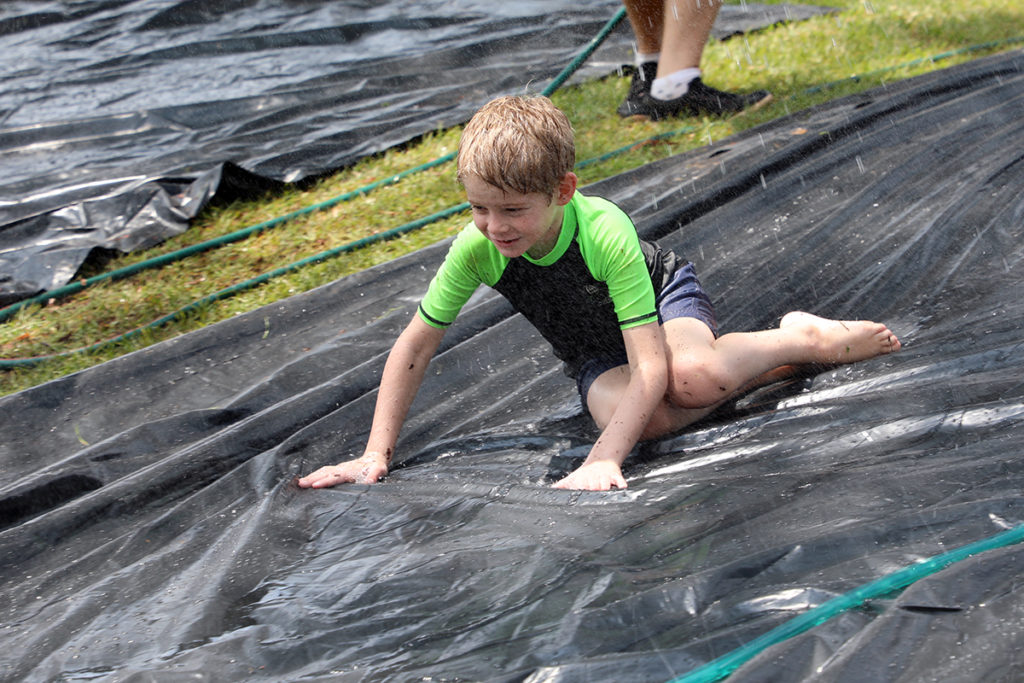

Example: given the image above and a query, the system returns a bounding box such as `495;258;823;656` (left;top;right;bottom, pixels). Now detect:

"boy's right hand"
297;452;389;488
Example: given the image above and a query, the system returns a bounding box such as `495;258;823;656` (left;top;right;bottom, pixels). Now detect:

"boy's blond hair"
457;95;575;197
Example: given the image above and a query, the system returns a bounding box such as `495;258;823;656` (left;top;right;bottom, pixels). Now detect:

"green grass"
2;0;1022;396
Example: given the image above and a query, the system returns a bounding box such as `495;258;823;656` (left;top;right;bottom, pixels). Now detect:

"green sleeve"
576;196;658;329
418;224;507;329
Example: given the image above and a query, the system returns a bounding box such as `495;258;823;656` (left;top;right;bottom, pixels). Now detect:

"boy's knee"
668;357;730;408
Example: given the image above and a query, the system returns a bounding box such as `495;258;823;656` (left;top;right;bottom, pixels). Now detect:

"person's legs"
618;0;772;118
618;0;663;116
622;0;718;69
622;0;664;56
657;0;721;77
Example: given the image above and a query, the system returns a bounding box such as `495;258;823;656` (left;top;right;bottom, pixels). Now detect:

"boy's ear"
555;172;578;206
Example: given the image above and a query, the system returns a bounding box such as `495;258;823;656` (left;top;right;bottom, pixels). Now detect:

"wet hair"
456;95;575;197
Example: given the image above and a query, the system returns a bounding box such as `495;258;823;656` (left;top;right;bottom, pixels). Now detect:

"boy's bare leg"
586;364;722;440
587;311;901;440
663;312;900;411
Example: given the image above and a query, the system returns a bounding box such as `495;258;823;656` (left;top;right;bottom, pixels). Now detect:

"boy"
298;95;900;492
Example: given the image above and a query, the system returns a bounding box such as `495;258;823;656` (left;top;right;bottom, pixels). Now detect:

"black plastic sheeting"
2;48;1024;682
0;0;832;305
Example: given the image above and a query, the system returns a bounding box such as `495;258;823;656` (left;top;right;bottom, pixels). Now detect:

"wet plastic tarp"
2;47;1024;682
0;0;832;305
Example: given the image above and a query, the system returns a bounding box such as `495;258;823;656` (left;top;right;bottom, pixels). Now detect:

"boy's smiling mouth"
488;233;522;251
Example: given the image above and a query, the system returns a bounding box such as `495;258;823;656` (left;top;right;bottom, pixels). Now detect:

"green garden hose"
669;521;1024;683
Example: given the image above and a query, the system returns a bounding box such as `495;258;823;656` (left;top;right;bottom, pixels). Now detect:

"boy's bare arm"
297;316;445;488
554;322;668;490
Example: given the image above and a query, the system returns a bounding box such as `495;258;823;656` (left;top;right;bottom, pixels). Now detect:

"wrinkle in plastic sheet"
2;49;1024;682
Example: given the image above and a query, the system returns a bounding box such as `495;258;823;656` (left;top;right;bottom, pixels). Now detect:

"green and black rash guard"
418;192;678;378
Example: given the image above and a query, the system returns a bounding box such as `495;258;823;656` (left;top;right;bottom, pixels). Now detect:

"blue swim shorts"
575;260;718;411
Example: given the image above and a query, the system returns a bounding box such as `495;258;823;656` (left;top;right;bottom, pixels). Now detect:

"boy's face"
463;173;577;260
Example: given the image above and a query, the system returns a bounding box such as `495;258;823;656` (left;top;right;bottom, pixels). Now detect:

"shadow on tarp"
0;0;832;305
1;49;1024;682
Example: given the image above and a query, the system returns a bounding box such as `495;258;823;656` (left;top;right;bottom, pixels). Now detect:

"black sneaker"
616;62;658;117
620;76;772;120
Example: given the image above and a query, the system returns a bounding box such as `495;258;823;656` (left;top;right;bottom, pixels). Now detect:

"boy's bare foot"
780;311;901;365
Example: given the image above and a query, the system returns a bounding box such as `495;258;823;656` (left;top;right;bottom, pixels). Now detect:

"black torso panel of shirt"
492;231;680;378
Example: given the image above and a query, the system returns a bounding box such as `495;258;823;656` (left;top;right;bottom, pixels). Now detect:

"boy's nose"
488;218;511;236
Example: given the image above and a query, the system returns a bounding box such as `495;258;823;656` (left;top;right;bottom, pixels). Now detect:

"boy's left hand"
552;460;627;491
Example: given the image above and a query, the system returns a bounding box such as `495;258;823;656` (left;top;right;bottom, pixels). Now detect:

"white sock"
651;68;702;100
